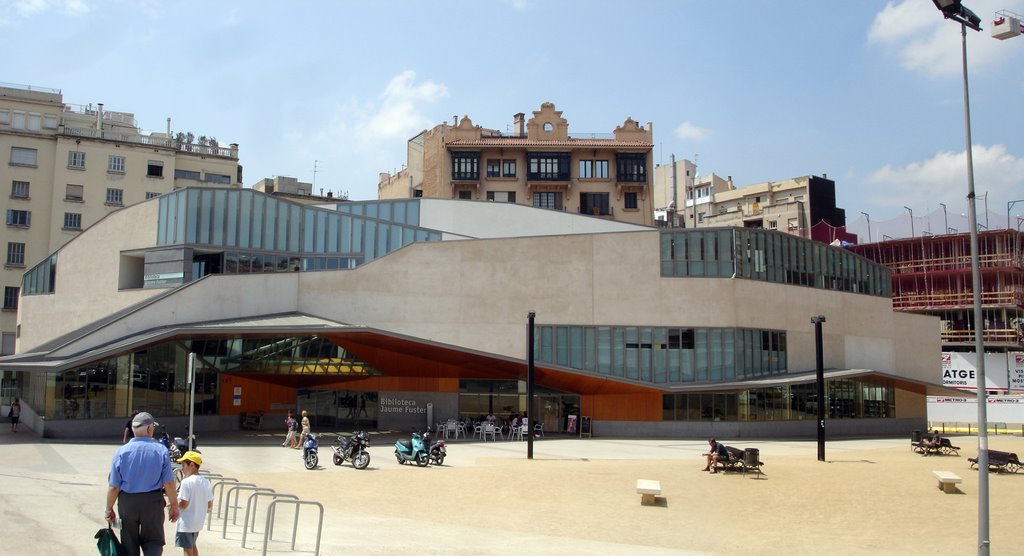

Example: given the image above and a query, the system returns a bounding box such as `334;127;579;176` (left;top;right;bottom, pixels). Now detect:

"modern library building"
1;187;953;437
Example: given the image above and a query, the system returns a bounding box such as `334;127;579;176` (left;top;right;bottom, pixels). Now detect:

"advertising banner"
1010;352;1024;392
940;352;1009;391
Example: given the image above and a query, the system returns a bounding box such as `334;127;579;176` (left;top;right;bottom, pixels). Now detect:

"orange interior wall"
219;375;297;415
218;375;459;415
582;392;663;421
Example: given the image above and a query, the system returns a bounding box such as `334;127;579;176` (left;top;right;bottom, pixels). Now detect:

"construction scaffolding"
847;230;1024;348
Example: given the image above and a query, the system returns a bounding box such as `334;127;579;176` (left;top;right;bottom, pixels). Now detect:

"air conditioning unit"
992;13;1023;40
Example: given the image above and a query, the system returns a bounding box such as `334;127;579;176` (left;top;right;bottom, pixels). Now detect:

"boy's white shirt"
176;473;213;533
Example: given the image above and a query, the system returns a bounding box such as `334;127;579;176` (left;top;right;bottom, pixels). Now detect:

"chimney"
513;112;525;136
453;115;457;126
327;191;334;199
823;173;828;179
97;103;104;130
166;117;171;137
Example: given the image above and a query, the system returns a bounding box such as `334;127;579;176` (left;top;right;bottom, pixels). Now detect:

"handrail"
240;491;299;549
262;499;324;556
223;485;274;538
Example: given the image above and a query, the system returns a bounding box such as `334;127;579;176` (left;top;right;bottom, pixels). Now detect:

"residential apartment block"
251;175;346;205
1;83;241;357
653;161;857;245
378;102;655;226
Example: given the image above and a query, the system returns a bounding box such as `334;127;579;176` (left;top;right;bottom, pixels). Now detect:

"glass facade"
535;325;786;384
662;378;895;421
458;379;579;433
660;228;891;297
22;253;56;295
156;190;439;264
18;336;378;421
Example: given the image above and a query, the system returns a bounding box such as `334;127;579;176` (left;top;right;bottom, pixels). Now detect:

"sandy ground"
0;430;1021;555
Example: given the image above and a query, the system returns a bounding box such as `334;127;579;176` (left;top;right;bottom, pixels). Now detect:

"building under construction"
847;230;1024;351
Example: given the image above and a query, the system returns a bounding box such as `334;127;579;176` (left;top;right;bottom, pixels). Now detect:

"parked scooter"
423;429;446;466
302;433;320;469
332;431;371;469
394;432;430;467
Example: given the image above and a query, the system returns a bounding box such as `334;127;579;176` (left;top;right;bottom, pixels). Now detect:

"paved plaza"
1;427;1022;555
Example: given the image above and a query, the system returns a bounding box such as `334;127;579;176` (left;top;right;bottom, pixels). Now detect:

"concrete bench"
636;479;661;505
932;470;961;493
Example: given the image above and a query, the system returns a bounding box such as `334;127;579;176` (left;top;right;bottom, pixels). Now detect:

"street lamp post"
527;310;536;460
940;203;948;235
1008;199;1024;230
904;206;914;237
860;211;871;242
931;2;988;554
811;315;826;462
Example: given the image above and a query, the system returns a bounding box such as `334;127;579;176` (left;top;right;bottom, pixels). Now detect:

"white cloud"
868;0;1024;78
277;71;449;199
365;70;449;143
865;144;1024;212
674;121;710;142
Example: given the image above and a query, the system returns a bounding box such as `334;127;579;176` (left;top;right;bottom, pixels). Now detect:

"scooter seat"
397;439;413;450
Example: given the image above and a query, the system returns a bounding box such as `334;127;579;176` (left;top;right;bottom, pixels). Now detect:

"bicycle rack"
208;478;246;530
262;499;324;556
240;491;299;549
222;485;273;538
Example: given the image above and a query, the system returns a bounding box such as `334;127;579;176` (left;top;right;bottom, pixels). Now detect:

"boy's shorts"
175;531;199;549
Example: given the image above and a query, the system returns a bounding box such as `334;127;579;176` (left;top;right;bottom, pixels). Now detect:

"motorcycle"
423;429;446;466
393;431;429;467
332;431;371;469
302;433;320;470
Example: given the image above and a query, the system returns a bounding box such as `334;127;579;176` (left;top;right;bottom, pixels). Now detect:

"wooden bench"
711;446;765;476
914;435;960;456
636;479;661;505
969;450;1022;473
710;446;745;472
932;471;962;493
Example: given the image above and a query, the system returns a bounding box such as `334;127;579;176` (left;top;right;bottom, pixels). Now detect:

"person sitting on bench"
702;438;729;473
922;429;943;456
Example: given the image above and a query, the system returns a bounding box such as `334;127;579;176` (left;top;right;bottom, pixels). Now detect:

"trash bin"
743;447;759;467
911;430;922;444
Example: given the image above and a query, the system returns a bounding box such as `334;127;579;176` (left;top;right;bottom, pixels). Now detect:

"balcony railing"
59;126;237;158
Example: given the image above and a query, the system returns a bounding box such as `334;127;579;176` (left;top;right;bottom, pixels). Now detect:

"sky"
3;0;1023;238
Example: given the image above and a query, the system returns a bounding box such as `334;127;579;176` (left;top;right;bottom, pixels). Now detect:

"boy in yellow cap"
174;451;213;556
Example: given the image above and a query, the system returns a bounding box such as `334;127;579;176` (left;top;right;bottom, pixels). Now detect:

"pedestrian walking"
282;410;297;447
9;397;21;432
105;412;180;556
174;451;212;556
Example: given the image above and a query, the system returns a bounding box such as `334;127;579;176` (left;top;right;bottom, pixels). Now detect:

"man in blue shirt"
105;412;180;555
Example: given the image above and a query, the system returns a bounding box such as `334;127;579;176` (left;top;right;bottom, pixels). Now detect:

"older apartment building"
378;102;655;226
652;159;856;245
1;83;241;357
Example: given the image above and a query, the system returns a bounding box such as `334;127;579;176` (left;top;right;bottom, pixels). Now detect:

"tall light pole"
904;206;914;238
1008;199;1024;230
811;315;827;462
860;211;871;242
931;2;988;554
940;203;948;235
526;310;536;460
